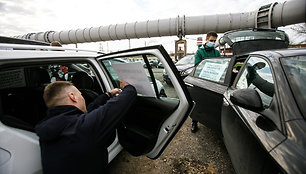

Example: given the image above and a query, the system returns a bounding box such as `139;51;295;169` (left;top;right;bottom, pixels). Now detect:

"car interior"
0;67;50;132
117;96;179;156
229;56;248;86
0;63;103;132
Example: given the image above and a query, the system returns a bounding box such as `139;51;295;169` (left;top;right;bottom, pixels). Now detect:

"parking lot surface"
109;117;234;174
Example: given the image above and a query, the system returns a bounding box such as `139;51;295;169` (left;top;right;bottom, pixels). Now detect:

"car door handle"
185;82;194;87
223;98;229;106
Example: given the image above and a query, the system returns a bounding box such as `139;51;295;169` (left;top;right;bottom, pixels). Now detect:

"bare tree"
290;23;306;44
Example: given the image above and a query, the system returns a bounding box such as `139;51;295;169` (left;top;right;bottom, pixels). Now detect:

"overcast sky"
0;0;302;53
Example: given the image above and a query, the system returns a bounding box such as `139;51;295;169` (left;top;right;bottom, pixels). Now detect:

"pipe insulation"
15;0;306;44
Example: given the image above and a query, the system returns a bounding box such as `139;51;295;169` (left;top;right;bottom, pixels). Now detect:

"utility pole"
99;43;103;52
106;42;109;53
129;39;131;49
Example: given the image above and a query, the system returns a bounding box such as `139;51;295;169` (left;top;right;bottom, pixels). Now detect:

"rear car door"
183;57;235;132
97;45;194;158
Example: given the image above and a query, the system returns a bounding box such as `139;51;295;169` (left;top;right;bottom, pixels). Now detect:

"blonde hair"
43;81;73;107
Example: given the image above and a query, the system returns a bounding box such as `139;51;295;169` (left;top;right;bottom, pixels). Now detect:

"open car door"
183;57;236;133
96;45;193;158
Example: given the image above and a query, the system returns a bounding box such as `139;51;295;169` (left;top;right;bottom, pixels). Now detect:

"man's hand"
106;80;129;98
109;88;122;97
119;79;129;89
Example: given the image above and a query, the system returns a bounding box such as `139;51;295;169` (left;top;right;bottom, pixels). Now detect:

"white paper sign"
112;62;155;97
199;62;228;82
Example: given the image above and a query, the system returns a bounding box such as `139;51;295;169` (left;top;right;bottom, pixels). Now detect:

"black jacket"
35;85;137;174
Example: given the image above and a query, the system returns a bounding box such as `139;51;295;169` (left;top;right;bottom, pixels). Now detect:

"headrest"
27;68;51;87
71;71;93;89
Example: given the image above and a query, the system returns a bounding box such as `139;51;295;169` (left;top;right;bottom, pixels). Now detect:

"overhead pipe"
15;0;305;44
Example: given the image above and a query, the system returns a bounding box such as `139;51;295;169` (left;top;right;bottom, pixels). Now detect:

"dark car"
143;59;159;68
222;50;306;174
185;28;289;133
163;55;194;85
184;29;306;173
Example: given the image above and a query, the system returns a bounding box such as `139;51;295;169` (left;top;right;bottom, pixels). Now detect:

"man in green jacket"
192;31;220;133
194;31;220;65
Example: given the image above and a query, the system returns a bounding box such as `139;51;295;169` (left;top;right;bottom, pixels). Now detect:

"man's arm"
194;49;203;65
86;94;110;112
86;88;122;112
215;49;221;57
83;84;137;143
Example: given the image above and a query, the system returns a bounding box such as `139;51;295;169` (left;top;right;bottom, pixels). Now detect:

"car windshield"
281;56;306;118
176;55;194;65
226;30;287;43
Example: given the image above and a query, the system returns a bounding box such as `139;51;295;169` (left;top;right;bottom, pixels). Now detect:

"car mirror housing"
230;88;264;112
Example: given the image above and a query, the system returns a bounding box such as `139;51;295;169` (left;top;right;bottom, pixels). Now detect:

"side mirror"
230;88;264;112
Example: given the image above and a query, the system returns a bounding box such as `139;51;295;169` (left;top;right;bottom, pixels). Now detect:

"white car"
0;42;193;174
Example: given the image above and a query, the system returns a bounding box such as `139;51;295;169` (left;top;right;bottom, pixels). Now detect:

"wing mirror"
230;88;264;112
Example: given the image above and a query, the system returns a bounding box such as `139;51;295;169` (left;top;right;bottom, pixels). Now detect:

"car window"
236;56;275;108
0;62;101;131
193;58;231;83
226;29;288;43
101;55;177;99
281;56;306;118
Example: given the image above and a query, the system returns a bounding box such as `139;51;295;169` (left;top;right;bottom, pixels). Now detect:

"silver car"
0;42;193;174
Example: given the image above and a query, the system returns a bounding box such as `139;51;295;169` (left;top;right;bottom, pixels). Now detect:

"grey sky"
0;0;303;53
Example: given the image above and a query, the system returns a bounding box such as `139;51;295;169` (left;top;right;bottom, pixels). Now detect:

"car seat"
71;71;99;105
1;68;51;131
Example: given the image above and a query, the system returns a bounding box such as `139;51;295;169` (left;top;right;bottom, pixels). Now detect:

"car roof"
0;43;102;60
249;48;306;58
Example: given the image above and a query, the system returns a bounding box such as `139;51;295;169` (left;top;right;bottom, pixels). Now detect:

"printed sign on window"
199;62;228;82
0;69;26;89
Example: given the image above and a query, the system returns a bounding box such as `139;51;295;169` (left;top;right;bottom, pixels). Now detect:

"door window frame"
232;55;284;132
99;54;162;98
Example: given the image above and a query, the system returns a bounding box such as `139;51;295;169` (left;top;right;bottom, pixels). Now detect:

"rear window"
226;30;288;43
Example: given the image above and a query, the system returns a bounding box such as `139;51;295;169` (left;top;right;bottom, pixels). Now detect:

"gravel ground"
109;117;235;174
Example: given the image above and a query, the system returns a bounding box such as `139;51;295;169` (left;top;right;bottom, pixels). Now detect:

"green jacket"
194;46;220;65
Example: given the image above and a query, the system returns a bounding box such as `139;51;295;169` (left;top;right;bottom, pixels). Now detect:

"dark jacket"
35;85;137;174
194;45;220;65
